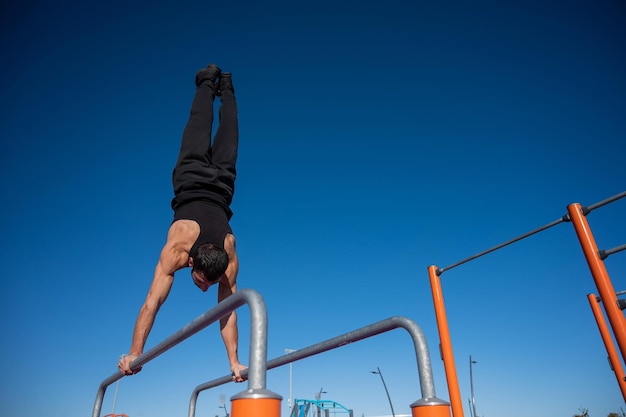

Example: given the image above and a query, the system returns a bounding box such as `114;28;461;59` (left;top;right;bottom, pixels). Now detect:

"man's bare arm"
118;222;196;375
219;233;247;382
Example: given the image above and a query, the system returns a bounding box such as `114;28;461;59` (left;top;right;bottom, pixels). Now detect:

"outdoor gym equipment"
92;191;624;417
428;191;626;417
92;289;450;417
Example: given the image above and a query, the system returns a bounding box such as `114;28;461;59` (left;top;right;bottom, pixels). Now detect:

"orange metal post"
587;293;626;401
428;265;464;417
568;203;626;362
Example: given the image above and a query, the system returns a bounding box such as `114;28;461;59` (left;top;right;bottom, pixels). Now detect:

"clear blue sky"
1;1;625;416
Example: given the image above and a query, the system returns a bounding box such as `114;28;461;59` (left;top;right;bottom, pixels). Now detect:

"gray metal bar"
438;216;566;275
438;191;626;276
92;288;267;417
585;190;626;213
188;316;441;417
599;243;626;260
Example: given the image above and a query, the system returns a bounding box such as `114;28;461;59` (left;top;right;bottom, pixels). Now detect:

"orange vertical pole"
428;265;464;417
568;203;626;362
587;293;626;401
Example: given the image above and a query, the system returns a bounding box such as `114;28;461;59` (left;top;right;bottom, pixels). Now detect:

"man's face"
191;270;223;292
189;258;222;292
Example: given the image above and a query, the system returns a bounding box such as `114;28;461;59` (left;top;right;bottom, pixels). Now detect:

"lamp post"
469;355;478;417
370;367;395;417
218;394;229;417
285;348;296;410
315;388;327;417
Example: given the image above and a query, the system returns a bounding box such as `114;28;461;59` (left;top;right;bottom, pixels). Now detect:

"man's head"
189;243;229;291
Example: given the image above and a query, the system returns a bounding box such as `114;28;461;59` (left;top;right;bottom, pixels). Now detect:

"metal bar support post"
587;293;626;400
568;203;626;363
189;316;451;417
428;265;463;417
92;288;278;417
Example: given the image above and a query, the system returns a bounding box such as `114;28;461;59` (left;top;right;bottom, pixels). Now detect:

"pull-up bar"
188;316;449;417
584;190;626;213
436;216;567;275
437;191;626;276
599;244;626;260
91;288;271;417
429;191;626;416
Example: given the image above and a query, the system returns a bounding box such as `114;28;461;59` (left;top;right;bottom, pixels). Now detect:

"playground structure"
289;399;353;417
91;191;625;417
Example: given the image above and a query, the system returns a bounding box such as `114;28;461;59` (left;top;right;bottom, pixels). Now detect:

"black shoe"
217;72;234;95
195;64;221;87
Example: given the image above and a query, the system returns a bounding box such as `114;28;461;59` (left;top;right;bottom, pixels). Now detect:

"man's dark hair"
191;243;229;281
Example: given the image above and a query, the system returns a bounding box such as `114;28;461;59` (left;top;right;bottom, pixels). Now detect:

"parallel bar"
437;217;566;275
568;203;626;364
189;316;447;417
428;265;463;417
92;288;267;417
587;293;626;401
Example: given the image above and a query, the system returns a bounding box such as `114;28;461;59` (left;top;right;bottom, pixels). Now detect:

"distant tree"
574;407;589;417
570;407;626;417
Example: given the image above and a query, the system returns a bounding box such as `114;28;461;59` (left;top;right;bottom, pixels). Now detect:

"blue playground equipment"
290;399;352;417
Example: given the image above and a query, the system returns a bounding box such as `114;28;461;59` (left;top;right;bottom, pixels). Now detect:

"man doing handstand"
118;64;246;382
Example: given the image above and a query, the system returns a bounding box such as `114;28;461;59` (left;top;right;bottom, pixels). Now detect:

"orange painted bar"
568;203;626;362
231;397;281;417
428;265;464;417
587;293;626;401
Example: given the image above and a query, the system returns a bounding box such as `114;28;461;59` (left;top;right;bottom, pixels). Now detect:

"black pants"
171;80;238;215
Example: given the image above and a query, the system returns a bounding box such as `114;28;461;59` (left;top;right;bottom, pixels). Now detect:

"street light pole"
219;394;229;417
469;355;478;417
371;367;395;417
285;349;296;410
315;388;327;417
315;387;327;400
